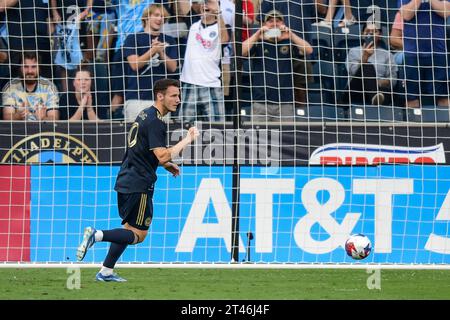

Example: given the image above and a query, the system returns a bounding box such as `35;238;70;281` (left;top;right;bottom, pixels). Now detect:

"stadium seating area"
1;0;450;122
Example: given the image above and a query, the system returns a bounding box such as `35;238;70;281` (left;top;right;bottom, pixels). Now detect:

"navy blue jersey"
123;32;178;101
399;0;448;54
6;0;50;52
250;39;300;104
114;106;167;193
92;0;117;14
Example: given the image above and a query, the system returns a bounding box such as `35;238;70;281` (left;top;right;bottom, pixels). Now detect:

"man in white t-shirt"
179;0;229;122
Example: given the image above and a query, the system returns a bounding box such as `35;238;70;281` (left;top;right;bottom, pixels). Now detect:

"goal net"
0;0;449;266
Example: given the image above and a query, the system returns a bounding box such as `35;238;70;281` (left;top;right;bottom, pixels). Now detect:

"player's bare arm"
153;126;200;164
163;162;180;177
0;0;18;12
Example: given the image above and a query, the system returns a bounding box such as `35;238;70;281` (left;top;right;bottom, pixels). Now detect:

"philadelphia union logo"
2;132;98;163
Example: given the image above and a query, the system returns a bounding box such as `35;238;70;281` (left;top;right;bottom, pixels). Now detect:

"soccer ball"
345;234;372;260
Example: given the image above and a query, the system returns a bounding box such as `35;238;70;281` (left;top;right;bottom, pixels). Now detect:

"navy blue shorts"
404;53;449;102
117;189;154;231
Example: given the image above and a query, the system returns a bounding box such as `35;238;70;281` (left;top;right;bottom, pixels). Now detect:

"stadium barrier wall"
1;122;450;166
0;122;449;264
1;164;450;264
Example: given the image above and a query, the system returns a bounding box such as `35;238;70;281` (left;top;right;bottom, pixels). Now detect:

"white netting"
0;0;449;265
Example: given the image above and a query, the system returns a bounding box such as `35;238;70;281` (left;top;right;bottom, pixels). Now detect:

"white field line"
0;263;449;269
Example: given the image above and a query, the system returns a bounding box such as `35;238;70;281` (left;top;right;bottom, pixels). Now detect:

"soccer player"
76;78;199;282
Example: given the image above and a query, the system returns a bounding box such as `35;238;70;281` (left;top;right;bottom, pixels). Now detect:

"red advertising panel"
0;166;30;261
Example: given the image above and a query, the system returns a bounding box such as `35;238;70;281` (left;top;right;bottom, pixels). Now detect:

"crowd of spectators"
0;0;449;122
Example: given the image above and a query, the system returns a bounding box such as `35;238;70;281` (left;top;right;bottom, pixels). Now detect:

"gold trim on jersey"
137;194;147;226
155;108;163;120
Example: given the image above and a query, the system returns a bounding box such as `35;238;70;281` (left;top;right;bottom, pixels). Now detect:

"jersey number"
66;5;81;29
128;122;139;148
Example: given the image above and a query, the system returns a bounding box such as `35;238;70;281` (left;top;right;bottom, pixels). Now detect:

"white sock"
100;266;114;276
95;230;103;242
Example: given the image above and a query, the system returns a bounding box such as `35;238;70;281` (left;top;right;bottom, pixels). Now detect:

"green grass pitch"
0;268;449;300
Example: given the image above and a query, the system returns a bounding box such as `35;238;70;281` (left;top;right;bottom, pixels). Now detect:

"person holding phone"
242;9;313;122
341;22;398;106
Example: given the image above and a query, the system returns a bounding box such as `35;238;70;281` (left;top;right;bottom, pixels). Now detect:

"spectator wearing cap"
341;22;398;106
258;0;315;42
399;0;450;108
242;9;313;122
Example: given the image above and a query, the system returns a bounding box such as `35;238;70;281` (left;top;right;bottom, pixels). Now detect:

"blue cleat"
77;227;96;261
95;272;127;282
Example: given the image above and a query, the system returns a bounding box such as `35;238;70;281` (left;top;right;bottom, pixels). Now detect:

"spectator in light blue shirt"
114;0;154;51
